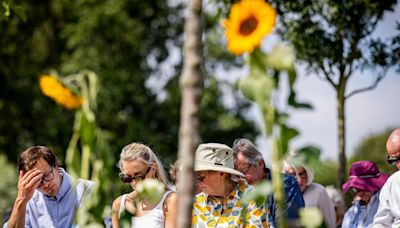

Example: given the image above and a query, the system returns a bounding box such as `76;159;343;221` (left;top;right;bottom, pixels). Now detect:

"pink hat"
342;161;389;193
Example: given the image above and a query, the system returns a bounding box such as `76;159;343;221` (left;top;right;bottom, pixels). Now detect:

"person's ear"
258;159;265;169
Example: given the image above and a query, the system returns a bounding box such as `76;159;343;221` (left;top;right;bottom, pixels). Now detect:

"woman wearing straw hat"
341;160;388;228
192;143;268;227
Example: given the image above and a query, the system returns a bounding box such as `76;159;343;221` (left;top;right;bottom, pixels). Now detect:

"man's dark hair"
18;146;58;172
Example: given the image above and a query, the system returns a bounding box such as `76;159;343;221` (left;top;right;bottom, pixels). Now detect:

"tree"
350;128;398;175
176;0;204;226
0;0;259;223
270;0;399;187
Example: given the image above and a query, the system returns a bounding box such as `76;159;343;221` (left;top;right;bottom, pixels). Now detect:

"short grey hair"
118;142;170;188
232;138;263;165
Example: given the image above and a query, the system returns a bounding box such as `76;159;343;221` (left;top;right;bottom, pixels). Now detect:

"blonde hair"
118;142;170;189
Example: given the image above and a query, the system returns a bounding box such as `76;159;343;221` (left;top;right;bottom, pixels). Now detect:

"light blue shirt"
342;190;381;228
4;168;94;228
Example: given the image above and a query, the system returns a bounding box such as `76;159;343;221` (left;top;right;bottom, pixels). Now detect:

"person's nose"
40;180;50;188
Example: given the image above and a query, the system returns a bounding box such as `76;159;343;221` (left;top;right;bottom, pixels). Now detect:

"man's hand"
17;169;43;203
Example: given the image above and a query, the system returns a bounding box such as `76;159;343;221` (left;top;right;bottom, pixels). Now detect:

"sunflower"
224;0;276;55
39;75;83;110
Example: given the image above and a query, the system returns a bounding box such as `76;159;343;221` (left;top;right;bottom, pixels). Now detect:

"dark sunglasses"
119;166;151;183
387;156;400;165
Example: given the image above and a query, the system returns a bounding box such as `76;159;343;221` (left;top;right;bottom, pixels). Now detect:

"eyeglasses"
240;163;253;174
120;166;151;183
287;170;307;179
387;156;400;165
351;187;369;194
38;167;54;187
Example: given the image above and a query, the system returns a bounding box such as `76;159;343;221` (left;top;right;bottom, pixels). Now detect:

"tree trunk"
336;83;346;188
176;0;203;227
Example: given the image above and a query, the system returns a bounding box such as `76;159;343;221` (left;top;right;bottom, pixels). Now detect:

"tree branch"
345;67;389;99
319;62;337;88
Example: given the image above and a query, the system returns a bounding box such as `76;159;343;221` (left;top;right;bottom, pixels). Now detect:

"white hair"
282;160;314;186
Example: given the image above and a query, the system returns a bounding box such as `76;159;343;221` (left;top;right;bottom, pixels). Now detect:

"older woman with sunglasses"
283;153;336;228
192;143;268;227
111;143;177;228
341;160;388;228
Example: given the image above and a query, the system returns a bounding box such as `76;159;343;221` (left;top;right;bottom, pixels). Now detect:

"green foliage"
0;154;17;226
241;181;273;206
350;128;398;175
270;0;399;186
0;0;26;22
0;0;260;224
271;0;398;71
313;160;338;187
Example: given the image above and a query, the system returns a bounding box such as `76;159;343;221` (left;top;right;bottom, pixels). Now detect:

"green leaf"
241;180;272;206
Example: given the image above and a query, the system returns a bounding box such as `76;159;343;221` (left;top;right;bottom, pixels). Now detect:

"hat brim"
194;163;245;177
342;173;389;193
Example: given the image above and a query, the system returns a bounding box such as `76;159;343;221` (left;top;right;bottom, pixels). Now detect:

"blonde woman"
112;143;177;228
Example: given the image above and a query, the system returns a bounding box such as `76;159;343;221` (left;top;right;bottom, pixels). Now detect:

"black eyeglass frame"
119;166;152;183
38;167;55;188
387;155;400;165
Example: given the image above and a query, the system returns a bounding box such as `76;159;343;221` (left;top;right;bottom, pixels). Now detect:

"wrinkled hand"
17;169;43;203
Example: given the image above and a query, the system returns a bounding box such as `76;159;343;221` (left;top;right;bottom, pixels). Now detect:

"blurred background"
0;0;399;225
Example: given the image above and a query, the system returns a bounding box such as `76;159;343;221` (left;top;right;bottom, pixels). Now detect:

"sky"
149;2;399;165
252;4;400;165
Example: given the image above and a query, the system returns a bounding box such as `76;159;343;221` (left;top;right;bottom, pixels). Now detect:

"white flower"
299;207;323;228
135;179;165;204
266;43;295;70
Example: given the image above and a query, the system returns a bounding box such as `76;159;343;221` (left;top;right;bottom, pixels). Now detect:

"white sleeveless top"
118;190;173;228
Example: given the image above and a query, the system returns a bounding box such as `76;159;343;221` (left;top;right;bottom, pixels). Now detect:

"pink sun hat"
342;160;389;193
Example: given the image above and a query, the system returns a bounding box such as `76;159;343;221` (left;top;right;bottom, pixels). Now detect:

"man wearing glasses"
4;146;94;228
372;128;400;227
232;138;305;227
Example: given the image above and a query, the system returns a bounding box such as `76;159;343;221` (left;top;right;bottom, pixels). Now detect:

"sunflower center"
239;16;258;36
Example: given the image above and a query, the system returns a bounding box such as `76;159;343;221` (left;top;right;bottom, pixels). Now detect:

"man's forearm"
6;197;27;228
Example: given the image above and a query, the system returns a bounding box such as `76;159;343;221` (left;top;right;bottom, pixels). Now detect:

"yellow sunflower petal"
224;0;276;55
39;75;83;110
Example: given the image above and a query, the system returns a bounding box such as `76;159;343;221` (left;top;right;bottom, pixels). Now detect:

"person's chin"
41;186;56;197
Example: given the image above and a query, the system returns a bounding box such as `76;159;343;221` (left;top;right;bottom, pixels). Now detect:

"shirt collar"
48;168;71;202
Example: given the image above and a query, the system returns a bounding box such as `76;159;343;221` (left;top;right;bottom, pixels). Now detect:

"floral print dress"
192;181;268;227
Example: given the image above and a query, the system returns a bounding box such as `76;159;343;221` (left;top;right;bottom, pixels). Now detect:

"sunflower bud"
266;43;295;70
135;178;165;204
